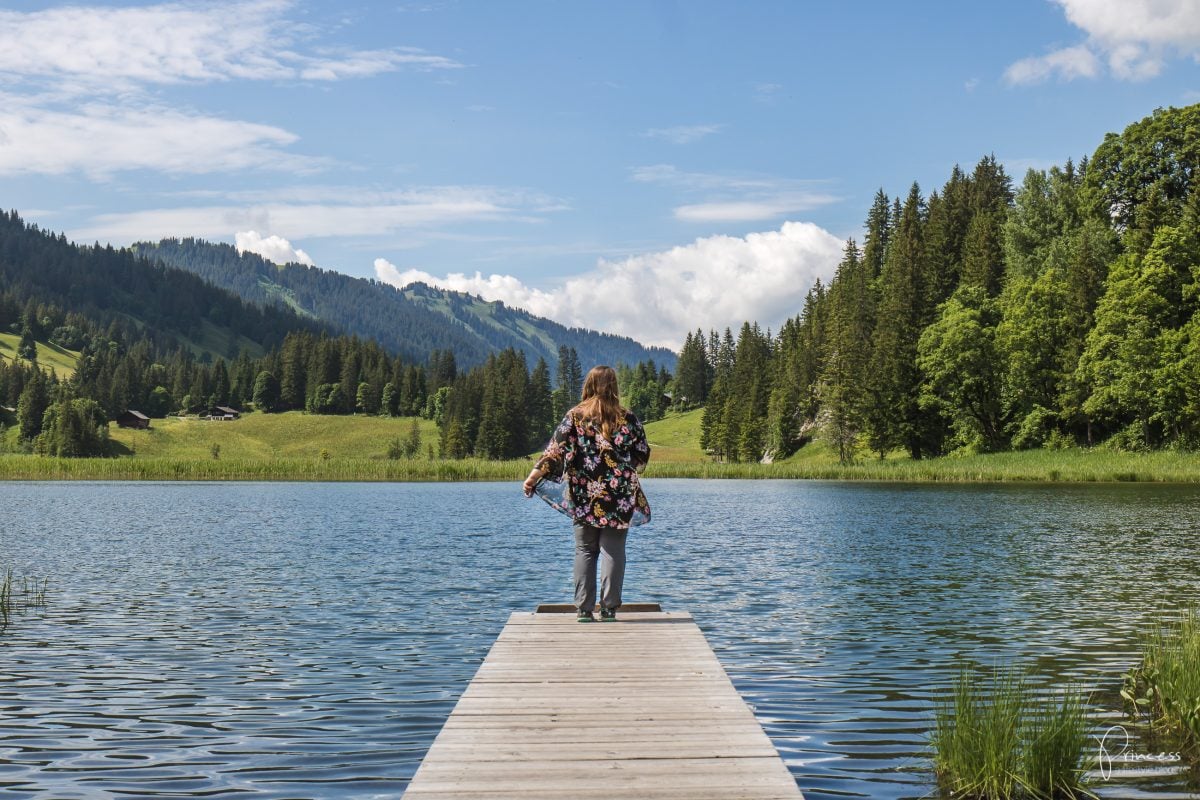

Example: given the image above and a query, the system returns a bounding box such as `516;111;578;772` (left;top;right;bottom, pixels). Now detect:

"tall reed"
931;664;1094;799
0;568;48;631
1122;606;1200;758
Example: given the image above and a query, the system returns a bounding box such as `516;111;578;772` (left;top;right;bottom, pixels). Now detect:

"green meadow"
1;406;1199;482
0;333;80;377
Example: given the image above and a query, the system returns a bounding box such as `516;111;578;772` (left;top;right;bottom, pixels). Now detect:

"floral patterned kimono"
533;410;651;528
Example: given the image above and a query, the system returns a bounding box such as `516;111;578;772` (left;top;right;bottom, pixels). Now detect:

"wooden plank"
404;609;802;798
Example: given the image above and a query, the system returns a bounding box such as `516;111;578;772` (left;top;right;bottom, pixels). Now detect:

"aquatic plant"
0;568;48;630
931;664;1094;799
1122;606;1200;758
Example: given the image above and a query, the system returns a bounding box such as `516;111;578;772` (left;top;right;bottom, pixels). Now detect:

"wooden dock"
404;607;803;799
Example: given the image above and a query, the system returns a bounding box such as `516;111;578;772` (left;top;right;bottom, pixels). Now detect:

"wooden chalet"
116;410;151;429
207;406;241;421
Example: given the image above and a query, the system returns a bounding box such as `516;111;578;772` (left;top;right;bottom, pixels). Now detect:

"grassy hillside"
642;408;707;462
109;411;440;460
0;333;80;377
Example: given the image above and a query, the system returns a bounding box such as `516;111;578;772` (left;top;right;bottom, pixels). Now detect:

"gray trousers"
573;523;627;613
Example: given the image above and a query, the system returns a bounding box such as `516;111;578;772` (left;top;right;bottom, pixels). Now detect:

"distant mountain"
0;212;321;361
134;238;677;370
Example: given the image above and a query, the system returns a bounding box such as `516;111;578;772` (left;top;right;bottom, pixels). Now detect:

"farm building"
116;410;151;429
207;406;241;421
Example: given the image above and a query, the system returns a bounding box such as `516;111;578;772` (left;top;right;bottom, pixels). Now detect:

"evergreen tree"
959;155;1012;296
527;357;554;450
16;369;50;442
866;183;935;458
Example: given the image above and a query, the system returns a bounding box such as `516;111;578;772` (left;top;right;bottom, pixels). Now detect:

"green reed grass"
1;447;1199;482
932;664;1094;799
0;568;48;631
1122;607;1200;758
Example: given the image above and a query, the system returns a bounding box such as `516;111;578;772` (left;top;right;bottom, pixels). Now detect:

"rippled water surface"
3;480;1200;799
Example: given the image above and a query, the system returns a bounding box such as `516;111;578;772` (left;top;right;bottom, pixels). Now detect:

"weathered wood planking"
404;610;803;800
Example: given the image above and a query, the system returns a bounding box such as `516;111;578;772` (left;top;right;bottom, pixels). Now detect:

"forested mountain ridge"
134;238;676;371
1;211;322;361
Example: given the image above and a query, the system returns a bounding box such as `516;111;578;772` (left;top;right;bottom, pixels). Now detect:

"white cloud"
1004;44;1101;85
0;97;319;177
675;197;837;223
643;124;724;144
69;186;561;243
1006;0;1200;84
0;1;459;177
631;164;839;224
0;0;460;93
236;230;313;265
375;221;844;349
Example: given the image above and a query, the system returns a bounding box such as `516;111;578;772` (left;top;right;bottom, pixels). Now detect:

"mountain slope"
135;238;677;370
0;212;322;361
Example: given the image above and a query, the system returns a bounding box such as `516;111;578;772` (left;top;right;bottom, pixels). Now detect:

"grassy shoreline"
2;448;1199;482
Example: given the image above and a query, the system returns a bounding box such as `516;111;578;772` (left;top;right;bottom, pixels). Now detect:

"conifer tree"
866;183;931;458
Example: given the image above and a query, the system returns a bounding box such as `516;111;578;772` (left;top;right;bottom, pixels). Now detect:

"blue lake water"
2;479;1200;799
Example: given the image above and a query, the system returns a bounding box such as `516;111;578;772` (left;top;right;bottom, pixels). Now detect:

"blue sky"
2;0;1199;348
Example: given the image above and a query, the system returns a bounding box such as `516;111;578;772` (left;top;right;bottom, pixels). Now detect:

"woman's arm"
523;415;575;496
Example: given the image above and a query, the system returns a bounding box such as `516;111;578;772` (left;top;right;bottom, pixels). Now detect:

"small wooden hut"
116;410;151;429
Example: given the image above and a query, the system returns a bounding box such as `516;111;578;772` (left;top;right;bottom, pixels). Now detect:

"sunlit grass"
931;664;1094;799
0;333;80;377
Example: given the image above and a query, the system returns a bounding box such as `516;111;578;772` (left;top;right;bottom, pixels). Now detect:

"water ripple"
2;480;1200;799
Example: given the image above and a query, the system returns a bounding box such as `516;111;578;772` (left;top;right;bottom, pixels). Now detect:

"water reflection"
2;480;1199;798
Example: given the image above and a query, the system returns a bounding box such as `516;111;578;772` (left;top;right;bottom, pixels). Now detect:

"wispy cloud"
375;221;844;349
643;123;724;144
0;0;460;178
0;96;322;178
632;164;839;224
0;0;460;94
752;82;783;104
68;186;566;243
1005;0;1200;84
1004;44;1101;85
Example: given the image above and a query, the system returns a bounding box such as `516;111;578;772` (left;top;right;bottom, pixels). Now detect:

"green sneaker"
576;609;595;623
600;607;617;622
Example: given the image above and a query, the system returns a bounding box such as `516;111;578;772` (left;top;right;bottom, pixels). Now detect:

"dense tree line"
137;238;677;371
699;104;1200;462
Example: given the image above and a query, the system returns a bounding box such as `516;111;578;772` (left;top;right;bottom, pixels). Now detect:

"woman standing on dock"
523;365;651;623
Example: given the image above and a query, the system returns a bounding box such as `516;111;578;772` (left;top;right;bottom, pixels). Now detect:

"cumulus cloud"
0;97;318;177
375;221;844;349
1006;0;1200;84
631;164;839;224
0;0;460;94
236;230;313;265
643;124;724;144
70;186;561;243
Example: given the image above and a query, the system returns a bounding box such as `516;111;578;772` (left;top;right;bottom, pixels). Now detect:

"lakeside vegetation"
0;568;48;632
931;665;1093;800
1123;607;1200;760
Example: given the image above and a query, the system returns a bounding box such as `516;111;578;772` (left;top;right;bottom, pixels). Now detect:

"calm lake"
2;480;1199;799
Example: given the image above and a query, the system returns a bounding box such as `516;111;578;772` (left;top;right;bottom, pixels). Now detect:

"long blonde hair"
573;365;625;438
